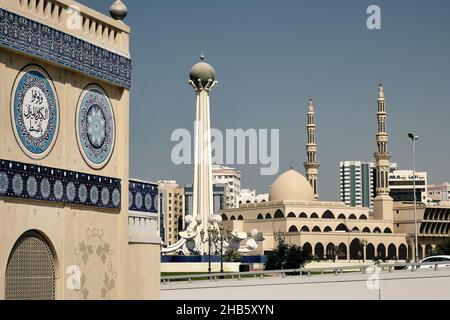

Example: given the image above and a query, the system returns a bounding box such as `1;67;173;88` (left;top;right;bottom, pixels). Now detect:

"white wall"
161;268;450;300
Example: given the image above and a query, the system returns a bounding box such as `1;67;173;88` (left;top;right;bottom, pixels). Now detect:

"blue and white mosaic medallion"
90;186;99;205
26;176;38;198
12;174;23;196
79;184;88;204
67;182;76;202
128;190;133;207
101;187;110;206
41;178;51;199
135;193;143;210
11;66;59;159
54;180;64;201
112;188;121;207
145;193;152;211
77;85;115;169
0;172;9;194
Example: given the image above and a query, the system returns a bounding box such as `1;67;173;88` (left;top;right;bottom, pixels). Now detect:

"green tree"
265;242;312;271
436;239;450;255
224;249;241;262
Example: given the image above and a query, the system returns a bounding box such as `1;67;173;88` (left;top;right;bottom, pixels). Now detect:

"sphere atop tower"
110;0;128;21
189;55;216;87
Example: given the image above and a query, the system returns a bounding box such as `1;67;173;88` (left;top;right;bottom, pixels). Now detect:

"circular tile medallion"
76;85;115;169
11;65;59;159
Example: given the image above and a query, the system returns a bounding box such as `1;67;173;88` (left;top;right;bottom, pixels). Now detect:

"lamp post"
219;226;232;274
200;228;217;274
408;133;420;262
359;239;368;262
406;233;414;262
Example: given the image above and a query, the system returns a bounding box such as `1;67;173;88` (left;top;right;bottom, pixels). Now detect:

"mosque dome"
110;0;128;20
269;169;315;202
189;55;216;87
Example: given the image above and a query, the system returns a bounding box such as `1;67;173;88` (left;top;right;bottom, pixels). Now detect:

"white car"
405;255;450;270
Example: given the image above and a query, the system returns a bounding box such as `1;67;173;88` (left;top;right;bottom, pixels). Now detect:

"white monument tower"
304;98;320;200
373;84;394;221
189;55;220;254
162;56;263;256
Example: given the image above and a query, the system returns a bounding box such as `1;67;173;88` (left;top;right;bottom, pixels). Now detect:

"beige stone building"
220;90;450;263
158;181;184;246
0;0;160;300
394;202;450;259
221;169;408;261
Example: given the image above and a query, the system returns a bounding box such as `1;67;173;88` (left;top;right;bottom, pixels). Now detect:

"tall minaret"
373;84;394;221
189;55;221;254
304;98;320;200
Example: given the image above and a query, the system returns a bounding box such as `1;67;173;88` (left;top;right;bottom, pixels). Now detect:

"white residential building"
340;161;398;208
238;189;269;206
428;183;450;206
212;165;241;209
389;170;428;204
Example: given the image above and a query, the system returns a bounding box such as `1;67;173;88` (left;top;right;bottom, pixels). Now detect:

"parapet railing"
2;0;130;55
160;261;450;284
128;211;160;244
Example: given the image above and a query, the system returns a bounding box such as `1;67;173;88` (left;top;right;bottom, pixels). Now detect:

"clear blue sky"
80;0;450;201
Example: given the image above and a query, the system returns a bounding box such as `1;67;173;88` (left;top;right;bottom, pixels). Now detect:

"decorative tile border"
0;9;132;89
129;180;158;213
0;159;121;210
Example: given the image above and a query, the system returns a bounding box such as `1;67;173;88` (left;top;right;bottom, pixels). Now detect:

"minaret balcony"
304;162;320;169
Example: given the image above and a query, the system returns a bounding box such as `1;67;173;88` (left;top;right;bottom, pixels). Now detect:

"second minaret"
373;84;394;221
304;98;320;200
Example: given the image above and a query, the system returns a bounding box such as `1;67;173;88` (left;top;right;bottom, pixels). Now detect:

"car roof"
421;255;450;260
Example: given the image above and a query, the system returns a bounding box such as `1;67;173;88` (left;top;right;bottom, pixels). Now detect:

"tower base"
373;195;394;221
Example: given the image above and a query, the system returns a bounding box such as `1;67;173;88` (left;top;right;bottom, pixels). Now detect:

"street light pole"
219;226;225;274
200;229;213;274
408;133;420;263
218;227;232;274
359;239;367;263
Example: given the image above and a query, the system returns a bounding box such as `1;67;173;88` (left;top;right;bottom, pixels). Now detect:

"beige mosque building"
221;86;450;262
0;0;160;300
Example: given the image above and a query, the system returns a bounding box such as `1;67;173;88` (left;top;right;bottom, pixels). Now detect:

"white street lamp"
408;133;420;263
